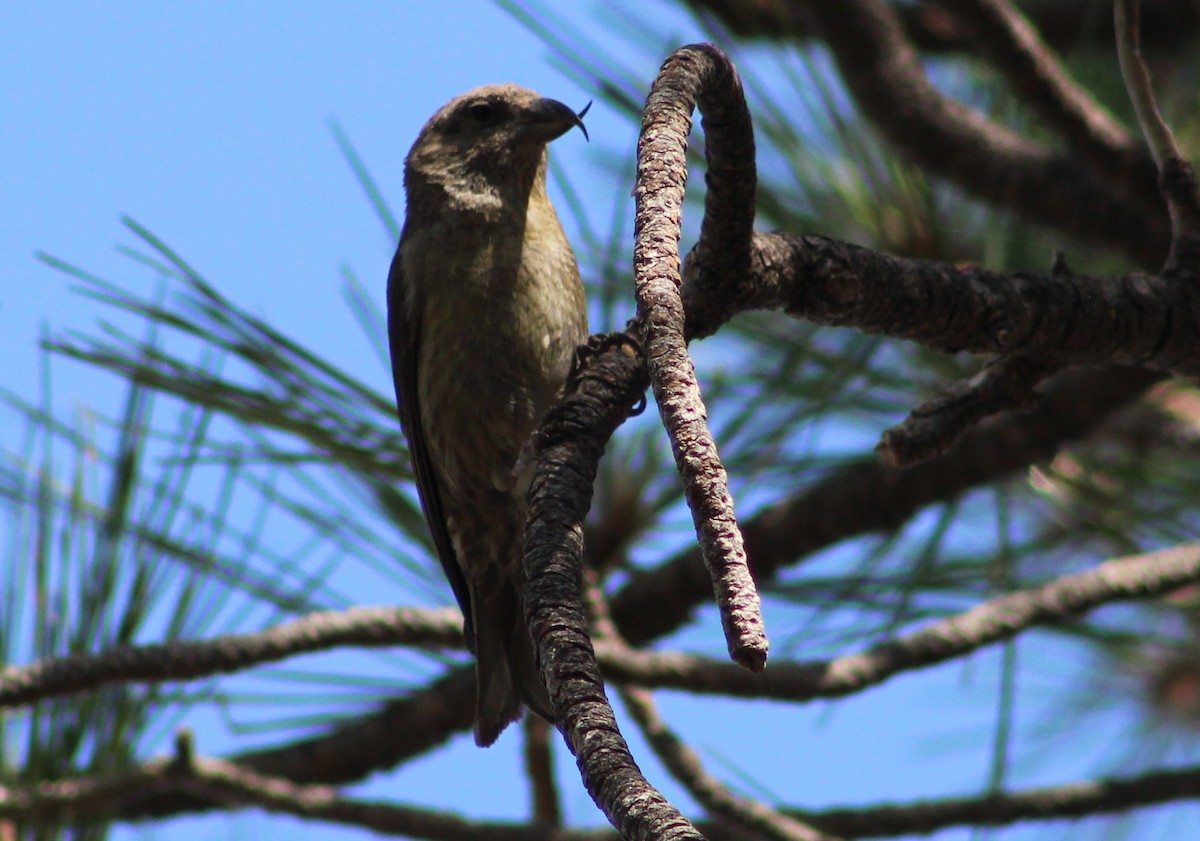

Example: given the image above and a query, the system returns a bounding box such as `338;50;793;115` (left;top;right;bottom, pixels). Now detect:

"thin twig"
1114;0;1200;270
1115;0;1186;176
523;715;562;828
877;353;1060;467
795;763;1200;838
943;0;1153;204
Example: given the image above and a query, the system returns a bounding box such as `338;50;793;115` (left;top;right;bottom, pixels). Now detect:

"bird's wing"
386;242;477;651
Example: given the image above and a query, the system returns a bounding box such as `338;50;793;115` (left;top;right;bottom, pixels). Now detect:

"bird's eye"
468;102;494;124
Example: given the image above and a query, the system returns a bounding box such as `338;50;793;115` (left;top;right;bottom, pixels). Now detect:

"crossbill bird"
387;84;589;746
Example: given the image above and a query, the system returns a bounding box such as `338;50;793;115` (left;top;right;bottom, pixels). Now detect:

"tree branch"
804;0;1169;267
599;542;1200;701
635;43;767;669
0;607;463;708
933;0;1156;207
796;763;1200;837
0;746;615;840
733;232;1200;373
1115;0;1200;273
524;336;702;840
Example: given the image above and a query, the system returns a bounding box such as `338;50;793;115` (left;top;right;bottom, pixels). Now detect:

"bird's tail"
470;581;555;747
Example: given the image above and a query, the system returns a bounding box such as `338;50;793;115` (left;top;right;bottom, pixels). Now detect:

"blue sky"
2;3;1195;840
0;2;649;413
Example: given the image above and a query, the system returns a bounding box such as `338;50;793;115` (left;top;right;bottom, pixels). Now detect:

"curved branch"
635;43;767;669
524;337;701;840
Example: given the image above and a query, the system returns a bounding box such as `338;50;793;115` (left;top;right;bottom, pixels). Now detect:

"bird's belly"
417;297;569;497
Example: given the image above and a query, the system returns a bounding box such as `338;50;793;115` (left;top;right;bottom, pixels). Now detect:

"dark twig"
523;716;562;828
1115;0;1191;181
523;336;702;840
681;0;1200;57
877;353;1060;468
1115;0;1200;273
939;0;1156;207
0;607;464;708
635;43;767;671
599;541;1200;701
805;0;1170;267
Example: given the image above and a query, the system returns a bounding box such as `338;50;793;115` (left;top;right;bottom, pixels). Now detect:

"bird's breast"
405;210;587;494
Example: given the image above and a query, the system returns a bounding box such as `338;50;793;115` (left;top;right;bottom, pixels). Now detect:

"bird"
387;84;590;746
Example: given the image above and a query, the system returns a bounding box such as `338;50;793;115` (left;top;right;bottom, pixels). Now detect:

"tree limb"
600;542;1200;700
635;43;767;669
804;0;1169;267
0;607;464;709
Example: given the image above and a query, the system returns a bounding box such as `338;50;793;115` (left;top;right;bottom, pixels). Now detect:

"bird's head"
404;84;589;214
